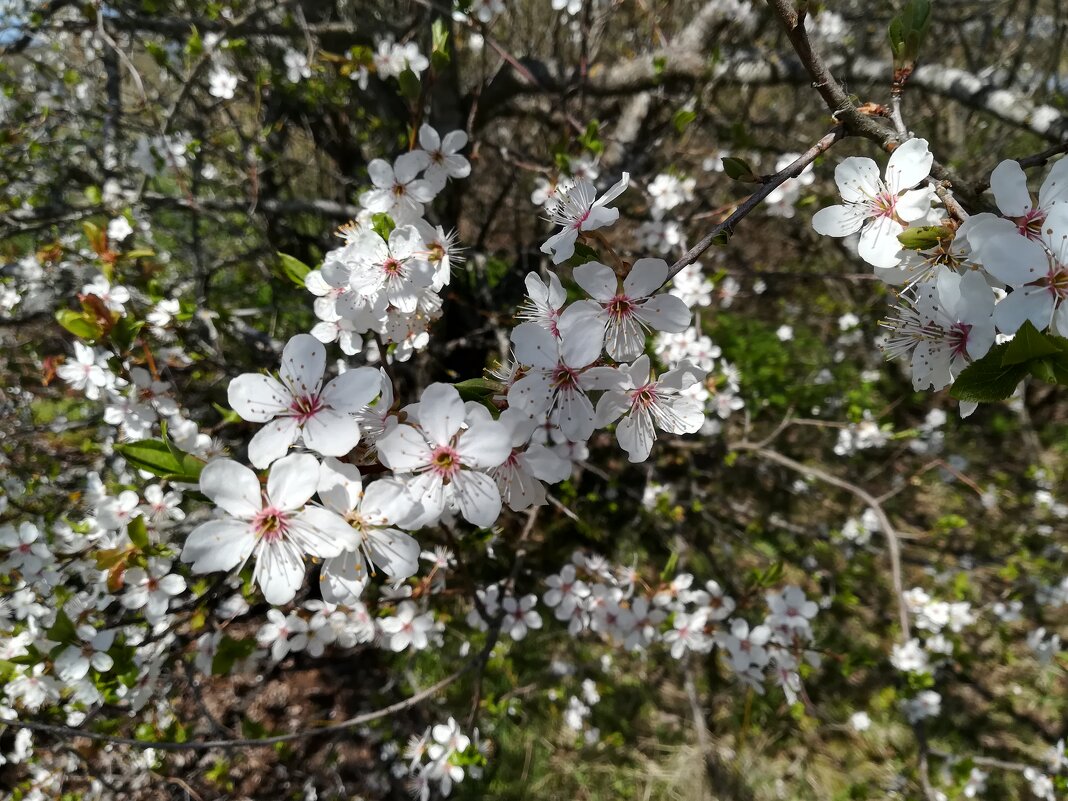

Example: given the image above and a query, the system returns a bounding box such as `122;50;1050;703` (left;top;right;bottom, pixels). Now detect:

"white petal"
418;123;441;151
507;372;554;413
623;258;669;298
320;366;381;413
993;286;1055;334
542;227;579;265
253;539;306;605
291;506;360;556
511;321;560;369
594;390;630;427
450;471;502;528
182;519;256;573
557;386;595;441
833;157;880;203
247;417;300;469
442;129;468;154
377;424;432;473
360;477;414;525
228;374;291;423
989;159;1033;217
884;138;932;194
458;421;512;469
317;456;363;514
367;159;394;188
635;294;691;332
279;335;326;400
1038;157;1068;208
812;204;867;237
417;383;466;445
573;261;617;302
857;216;904;268
301;407;361;457
320;550;368;603
199;459;262;518
617;409;656;462
367;528;421;579
976;231;1048;286
267;452;321;511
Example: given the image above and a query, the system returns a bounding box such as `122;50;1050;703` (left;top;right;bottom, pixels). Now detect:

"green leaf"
56;308;104;341
949;342;1028;402
578;121;604;157
212;635;257;676
571;242;601;264
277;252;311;288
371;213;396;240
896;225;950;251
672;109;697;134
47;610;77;646
397;67;421;100
109;315;145;353
127;515;150;549
1001;320;1061;366
114;438;205;483
721;156;759;183
431;18;450;70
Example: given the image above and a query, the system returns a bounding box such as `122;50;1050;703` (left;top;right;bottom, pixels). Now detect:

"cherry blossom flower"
491;409;572;511
540;173;630;264
181;453;359;605
97;490;141;531
418;124;470;189
543;564;591;624
988;156;1068;239
501;594;542;641
593;356;707;462
560;258;691;361
360;152;436;223
208;67;238;99
256;608;309;661
228;334;381;468
81;274;131;313
56;342;108;400
379;600;435;651
345;225;435;313
54;625;116;682
0;523;50;576
719;618;771;672
315;457;421;604
975;204;1068;335
121;558;187;620
883;269;995;390
811;138;934;268
376;383;511;527
516;271;567;336
508;321;622;442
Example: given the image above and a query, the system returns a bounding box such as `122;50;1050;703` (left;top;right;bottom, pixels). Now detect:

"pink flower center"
383;257;403;276
630;383;658;410
1015;208;1047;240
551;364;580;390
289;393;323;424
429;445;461;480
1042;262;1068;300
948;322;973;358
606;294;635;322
870;190;898;219
253;506;289;542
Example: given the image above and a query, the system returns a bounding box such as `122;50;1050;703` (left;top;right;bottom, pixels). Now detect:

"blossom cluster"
812;141;1068;405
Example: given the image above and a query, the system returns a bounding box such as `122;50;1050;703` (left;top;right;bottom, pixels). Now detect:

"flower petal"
450;470;502;528
279;334;326;398
573;261;617;302
458;421;512;469
247;416;300;469
623;258;669;298
267;452;321;510
182;519;256;573
884;138;932;194
199;459;262;518
833;157;880;203
228;373;291;423
989;159;1033;217
320;366;381;413
253;538;306;605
